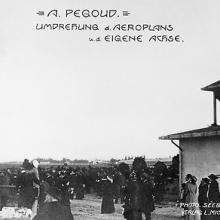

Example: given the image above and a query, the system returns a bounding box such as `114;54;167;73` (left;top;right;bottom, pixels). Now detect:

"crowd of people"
1;158;220;220
0;157;155;220
181;173;220;220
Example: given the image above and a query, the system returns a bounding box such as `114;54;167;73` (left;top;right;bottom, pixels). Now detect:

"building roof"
159;125;220;140
201;81;220;92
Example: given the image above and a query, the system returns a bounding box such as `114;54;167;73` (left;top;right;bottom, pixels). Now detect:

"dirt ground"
70;194;182;220
0;194;181;220
71;194;124;220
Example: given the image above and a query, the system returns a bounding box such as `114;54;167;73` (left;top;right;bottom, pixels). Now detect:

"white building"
160;81;220;190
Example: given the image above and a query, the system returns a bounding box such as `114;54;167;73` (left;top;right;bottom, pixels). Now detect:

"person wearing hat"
29;160;40;219
206;174;220;220
198;178;209;220
33;186;74;220
123;170;143;220
208;174;220;203
101;174;115;214
16;160;36;209
182;174;200;220
140;173;155;220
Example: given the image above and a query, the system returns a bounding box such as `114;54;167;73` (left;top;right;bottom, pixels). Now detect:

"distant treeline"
35;157;89;164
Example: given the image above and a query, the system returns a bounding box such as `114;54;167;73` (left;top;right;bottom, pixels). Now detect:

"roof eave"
201;80;220;92
159;130;220;140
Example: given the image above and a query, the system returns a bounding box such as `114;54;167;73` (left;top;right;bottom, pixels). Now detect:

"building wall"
180;136;220;185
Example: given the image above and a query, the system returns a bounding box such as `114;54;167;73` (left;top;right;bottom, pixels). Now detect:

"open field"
0;163;113;170
0;194;182;220
70;194;182;220
71;194;123;220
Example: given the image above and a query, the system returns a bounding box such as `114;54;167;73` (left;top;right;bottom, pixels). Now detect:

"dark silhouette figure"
101;176;115;214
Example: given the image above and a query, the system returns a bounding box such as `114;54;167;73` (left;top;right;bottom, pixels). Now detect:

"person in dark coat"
0;171;10;210
123;171;142;220
208;174;220;203
101;175;115;214
123;157;148;220
113;171;126;204
54;170;71;207
141;173;155;220
16;161;36;209
207;174;220;220
33;186;74;220
75;171;85;200
198;178;209;220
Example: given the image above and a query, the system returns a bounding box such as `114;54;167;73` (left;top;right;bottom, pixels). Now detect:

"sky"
0;0;220;162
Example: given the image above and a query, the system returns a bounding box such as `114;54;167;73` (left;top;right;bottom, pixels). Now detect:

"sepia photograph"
0;0;220;219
